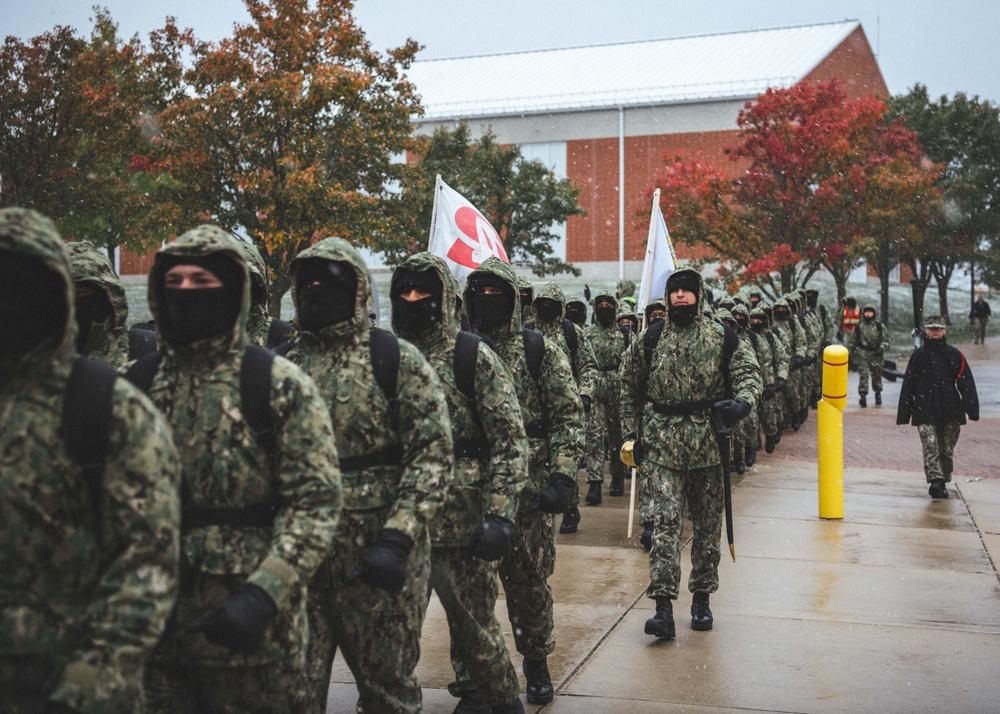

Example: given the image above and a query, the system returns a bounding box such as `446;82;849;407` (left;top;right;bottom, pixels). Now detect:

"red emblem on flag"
446;206;509;268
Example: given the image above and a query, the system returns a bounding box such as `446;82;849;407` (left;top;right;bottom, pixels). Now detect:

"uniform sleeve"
575;326;598;399
49;381;181;712
957;358;979;421
772;332;790;381
730;338;762;409
896;358;916;425
247;358;341;610
473;344;529;519
619;336;646;439
539;341;584;475
793;321;808;358
382;342;455;540
880;324;890;352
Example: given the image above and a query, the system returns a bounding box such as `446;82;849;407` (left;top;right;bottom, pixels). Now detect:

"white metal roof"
409;21;862;120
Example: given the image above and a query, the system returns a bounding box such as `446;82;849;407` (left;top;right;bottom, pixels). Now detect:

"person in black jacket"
896;316;979;499
970;294;991;344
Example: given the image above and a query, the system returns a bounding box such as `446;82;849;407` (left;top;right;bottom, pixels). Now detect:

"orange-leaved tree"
154;0;421;314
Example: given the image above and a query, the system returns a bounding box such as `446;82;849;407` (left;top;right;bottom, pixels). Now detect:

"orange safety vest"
842;306;861;332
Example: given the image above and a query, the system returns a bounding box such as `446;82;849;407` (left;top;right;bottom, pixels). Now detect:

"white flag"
427;175;509;283
637;189;677;320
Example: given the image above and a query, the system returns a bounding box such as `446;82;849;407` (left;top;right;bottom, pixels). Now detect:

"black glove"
531;472;575;514
806;355;816;366
777;377;787;392
713;398;752;428
347;529;413;593
874;349;884;359
792;355;805;368
465;514;514;561
763;384;777;401
836;330;844;342
186;583;278;655
581;394;592;413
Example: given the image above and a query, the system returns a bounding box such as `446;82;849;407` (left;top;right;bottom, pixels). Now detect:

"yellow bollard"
818;345;849;519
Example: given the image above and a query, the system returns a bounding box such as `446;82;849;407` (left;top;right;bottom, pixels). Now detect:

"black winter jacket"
896;339;979;426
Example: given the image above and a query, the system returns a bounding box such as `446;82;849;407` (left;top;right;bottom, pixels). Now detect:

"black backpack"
524;319;578;380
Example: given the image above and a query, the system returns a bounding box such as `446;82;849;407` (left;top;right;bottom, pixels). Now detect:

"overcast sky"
7;0;1000;105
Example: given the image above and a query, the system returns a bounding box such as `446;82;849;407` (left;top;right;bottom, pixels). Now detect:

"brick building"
407;20;889;280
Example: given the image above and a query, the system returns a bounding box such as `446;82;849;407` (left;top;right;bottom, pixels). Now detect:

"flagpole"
427;174;443;250
638;189;661;331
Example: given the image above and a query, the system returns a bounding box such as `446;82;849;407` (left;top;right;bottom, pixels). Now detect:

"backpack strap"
62;357;118;483
124;351;164;393
240;344;277;457
562;319;578;357
370;327;400;401
721;325;740;398
266;318;294;349
642;319;667;368
127;321;158;361
454;330;481;402
522;327;544;387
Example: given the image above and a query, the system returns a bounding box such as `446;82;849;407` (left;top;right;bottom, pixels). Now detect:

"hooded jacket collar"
291;237;373;348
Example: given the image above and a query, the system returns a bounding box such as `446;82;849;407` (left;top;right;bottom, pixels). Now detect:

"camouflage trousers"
498;507;557;659
786;365;805;416
759;389;783;437
305;510;431;714
917;423;961;483
645;464;724;600
587;396;626;484
974;317;988;342
855;349;883;396
145;660;307;714
733;407;759;462
431;545;519;706
0;654;139;714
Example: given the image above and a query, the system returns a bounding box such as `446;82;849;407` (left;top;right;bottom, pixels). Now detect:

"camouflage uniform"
516;274;535;325
462;258;583;700
529;282;595;520
770;297;807;427
794;291;822;409
730;304;761;467
391;252;528;710
584;294;628;494
621;268;760;603
850;305;890;403
283;238;452;714
237;240;294;349
1;208;181;714
750;306;789;450
65;241;130;370
140;226;342;714
806;289;836;392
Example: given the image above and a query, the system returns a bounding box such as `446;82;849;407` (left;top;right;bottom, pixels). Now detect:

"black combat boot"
929;479;949;499
734;459;745;475
875;392;882;406
609;477;624;496
765;434;777;454
859;394;867;408
640;522;654;552
745;445;756;468
452;693;491;714
585;482;602;505
523;657;553;705
690;592;714;631
490;699;525;714
799;406;809;425
644;596;675;639
558;506;580;534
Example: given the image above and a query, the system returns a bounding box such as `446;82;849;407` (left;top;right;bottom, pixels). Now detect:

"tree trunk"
907;258;934;329
931;259;956;324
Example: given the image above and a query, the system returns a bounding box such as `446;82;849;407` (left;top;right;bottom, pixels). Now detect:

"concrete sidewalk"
327;341;1000;713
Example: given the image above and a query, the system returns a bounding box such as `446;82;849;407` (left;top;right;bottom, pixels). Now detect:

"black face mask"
162;287;239;345
806;294;817;308
751;321;767;334
391;294;441;335
519;291;533;309
297;282;355;332
774;309;790;321
565;306;586;325
735;317;748;332
750;296;761;306
74;290;114;351
668;303;698;326
595;305;616;326
470;293;513;332
0;255;66;358
534;299;561;322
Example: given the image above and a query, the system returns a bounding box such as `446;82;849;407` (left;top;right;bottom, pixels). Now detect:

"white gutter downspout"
618;106;625;280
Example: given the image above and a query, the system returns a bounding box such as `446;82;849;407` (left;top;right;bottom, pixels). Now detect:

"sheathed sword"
712;406;735;562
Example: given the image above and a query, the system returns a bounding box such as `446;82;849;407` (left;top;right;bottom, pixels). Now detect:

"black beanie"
666;271;700;298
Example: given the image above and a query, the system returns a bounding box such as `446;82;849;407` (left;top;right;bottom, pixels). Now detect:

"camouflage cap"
924;315;947;329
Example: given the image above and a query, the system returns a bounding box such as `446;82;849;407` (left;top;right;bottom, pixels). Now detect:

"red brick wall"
119;245;160;275
565;27;887;266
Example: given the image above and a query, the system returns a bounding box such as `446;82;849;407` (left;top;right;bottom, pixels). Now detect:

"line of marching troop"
0;205;838;714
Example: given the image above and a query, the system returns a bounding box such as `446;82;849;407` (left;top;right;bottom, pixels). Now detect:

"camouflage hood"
66;241;129;337
291;237;373;343
463;257;521;337
750;305;771;328
0;207;76;369
861;303;878;319
534;282;566;320
664;266;706;321
772;296;792;318
391;251;460;341
238;240;270;314
148;224;250;352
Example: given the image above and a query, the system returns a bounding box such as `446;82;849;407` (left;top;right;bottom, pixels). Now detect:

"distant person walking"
970;294;991;344
896;316;979;499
